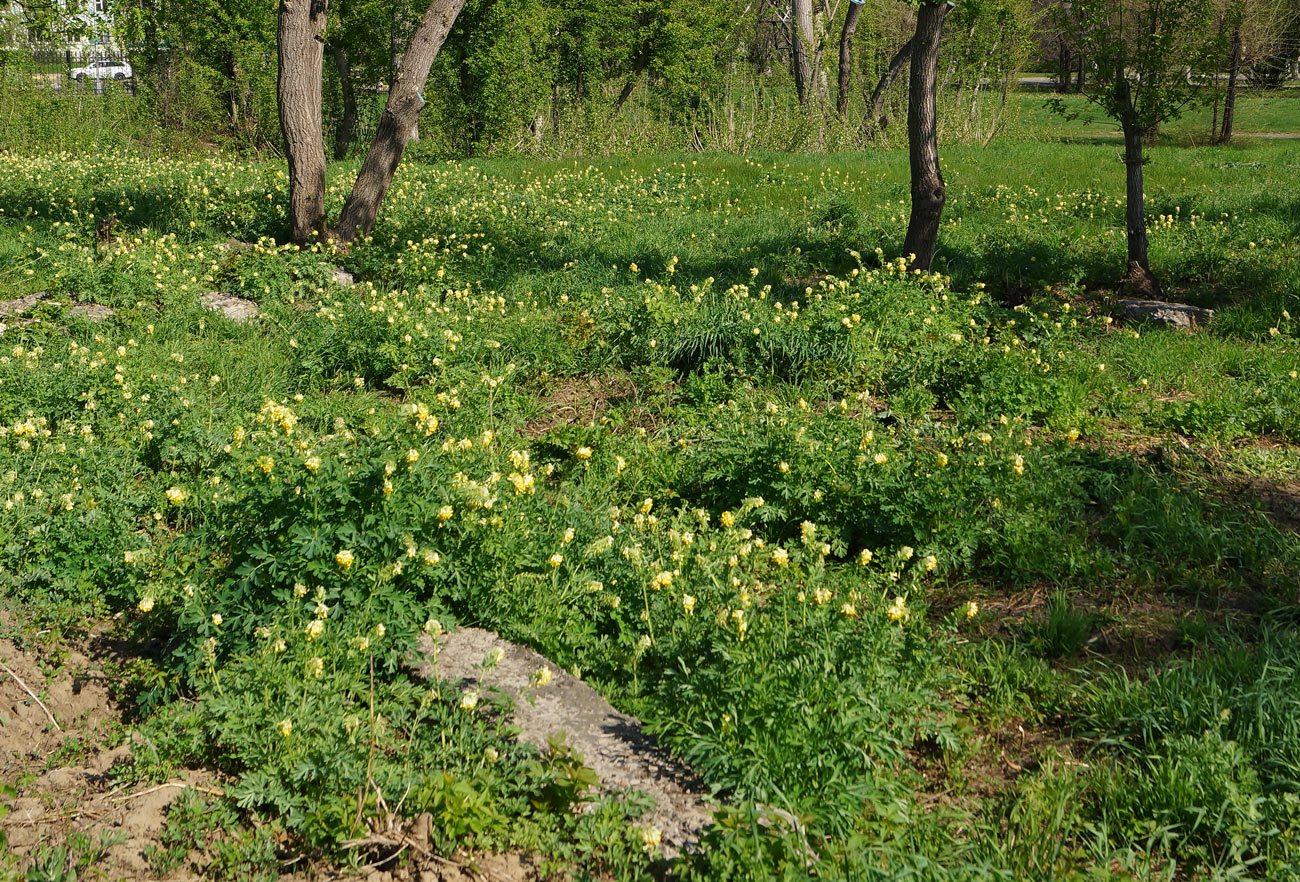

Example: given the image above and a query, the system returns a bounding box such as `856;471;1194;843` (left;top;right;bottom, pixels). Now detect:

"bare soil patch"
0;635;212;879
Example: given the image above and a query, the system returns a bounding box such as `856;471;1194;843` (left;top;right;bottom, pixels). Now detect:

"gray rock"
0;292;49;317
68;303;115;321
330;267;355;286
410;628;715;856
1117;298;1214;330
200;292;259;324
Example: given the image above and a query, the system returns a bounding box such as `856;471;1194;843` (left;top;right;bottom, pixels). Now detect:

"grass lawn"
2;138;1300;879
1014;87;1300;142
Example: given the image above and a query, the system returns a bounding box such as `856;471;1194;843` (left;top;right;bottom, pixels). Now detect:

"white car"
71;60;133;81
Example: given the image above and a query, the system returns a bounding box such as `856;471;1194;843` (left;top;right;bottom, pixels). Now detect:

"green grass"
2;139;1300;879
1015;87;1300;141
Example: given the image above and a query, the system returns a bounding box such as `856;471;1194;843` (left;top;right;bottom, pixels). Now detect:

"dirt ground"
0;633;215;879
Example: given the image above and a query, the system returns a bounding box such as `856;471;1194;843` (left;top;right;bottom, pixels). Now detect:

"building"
1;0;119;60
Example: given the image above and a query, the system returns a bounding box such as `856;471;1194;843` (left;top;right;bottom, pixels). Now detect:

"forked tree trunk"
333;0;465;244
1219;25;1242;144
333;44;358;161
278;0;329;242
867;38;914;135
837;0;865;117
902;1;949;270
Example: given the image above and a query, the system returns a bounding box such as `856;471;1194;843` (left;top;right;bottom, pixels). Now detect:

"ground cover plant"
2;136;1300;880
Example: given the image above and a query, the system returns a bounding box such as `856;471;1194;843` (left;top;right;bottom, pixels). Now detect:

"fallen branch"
0;660;60;731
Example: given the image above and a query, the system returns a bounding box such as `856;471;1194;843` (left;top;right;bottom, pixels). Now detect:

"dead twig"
0;660;60;731
110;781;223;802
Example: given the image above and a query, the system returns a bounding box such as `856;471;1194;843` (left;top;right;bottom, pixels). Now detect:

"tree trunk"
1219;25;1241;144
902;1;949;270
333;44;358;161
391;1;419;142
613;47;653;119
333;0;465;245
278;0;329;243
837;1;865;117
1075;55;1085;92
1121;115;1159;296
867;38;914;135
1058;38;1072;91
791;0;817;104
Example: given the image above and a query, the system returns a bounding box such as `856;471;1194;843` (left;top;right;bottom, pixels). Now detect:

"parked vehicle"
70;60;133;81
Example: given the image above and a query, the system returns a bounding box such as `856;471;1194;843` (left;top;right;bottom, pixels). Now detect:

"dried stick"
0;660;60;731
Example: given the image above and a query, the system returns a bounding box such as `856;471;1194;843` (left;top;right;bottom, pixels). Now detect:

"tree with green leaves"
1052;0;1222;295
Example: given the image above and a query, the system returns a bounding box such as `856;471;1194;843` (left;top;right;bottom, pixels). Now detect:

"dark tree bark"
332;44;358;161
333;0;465;245
836;0;865;117
278;0;329;243
1118;80;1159;296
1058;38;1073;91
791;0;818;104
902;1;950;270
1218;25;1242;143
613;46;653;118
1075;54;1085;92
867;37;913;135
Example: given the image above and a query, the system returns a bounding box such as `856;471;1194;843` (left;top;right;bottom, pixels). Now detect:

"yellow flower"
335;549;355;569
977;432;992;444
562;527;575;545
304;455;321;471
682;594;696;615
305;619;324;640
800;521;817;544
533;666;553;688
438;505;454;522
165;486;187;505
873;452;888;464
886;595;909;622
277;718;293;738
640;825;662;852
923;554;938;572
840;602;857;617
652;570;673;589
138;596;155;613
423;549;441;565
772;546;789;567
211;613;223;626
813;587;833;606
575;446;592;461
460;688;479;710
423;618;444;636
1013;455;1025;476
307;656;324;677
483;747;499;763
720;510;735;528
964;600;980;620
405;448;420;464
858;548;873;565
1066;428;1080;443
935;452;948;467
255;455;274;474
548;552;564;568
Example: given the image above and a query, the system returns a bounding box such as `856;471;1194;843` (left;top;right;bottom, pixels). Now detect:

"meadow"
2;133;1300;880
